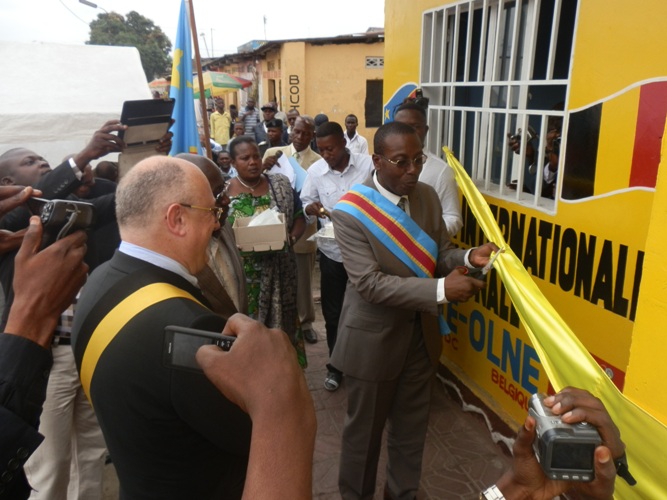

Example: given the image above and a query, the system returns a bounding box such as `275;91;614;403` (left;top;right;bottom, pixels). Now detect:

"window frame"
419;0;578;212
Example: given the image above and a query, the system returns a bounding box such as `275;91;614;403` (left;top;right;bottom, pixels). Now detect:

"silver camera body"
38;199;96;248
528;393;601;482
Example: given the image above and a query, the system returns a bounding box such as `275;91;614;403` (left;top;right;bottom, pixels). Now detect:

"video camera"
529;393;602;482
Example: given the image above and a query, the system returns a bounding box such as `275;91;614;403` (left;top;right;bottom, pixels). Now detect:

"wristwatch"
479;485;505;500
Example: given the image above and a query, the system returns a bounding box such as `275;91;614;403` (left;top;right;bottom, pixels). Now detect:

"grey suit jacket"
262;145;322;169
330;176;467;381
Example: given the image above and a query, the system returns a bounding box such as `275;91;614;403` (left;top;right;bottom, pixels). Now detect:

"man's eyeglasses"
378;153;428;170
179;203;225;222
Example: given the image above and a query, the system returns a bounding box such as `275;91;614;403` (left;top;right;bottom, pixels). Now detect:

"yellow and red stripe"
339;190;436;277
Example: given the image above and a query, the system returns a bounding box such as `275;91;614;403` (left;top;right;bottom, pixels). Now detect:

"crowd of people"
0;96;631;500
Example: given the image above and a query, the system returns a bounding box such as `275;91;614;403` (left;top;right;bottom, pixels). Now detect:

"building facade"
383;0;667;449
204;31;384;149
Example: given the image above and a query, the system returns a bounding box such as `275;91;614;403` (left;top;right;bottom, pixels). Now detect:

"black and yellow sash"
74;267;206;403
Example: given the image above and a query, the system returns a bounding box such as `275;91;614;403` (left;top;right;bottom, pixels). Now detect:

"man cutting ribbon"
331;121;498;500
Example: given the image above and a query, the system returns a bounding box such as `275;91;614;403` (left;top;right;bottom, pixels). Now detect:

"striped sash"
335;184;450;334
335;184;438;278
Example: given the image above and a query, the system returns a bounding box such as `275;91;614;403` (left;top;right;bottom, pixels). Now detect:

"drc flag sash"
334;184;450;334
335;184;438;278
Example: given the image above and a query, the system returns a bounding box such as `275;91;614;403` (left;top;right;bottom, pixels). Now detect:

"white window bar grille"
419;0;577;211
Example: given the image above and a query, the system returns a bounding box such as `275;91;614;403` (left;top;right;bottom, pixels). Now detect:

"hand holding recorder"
195;314;316;499
489;387;626;500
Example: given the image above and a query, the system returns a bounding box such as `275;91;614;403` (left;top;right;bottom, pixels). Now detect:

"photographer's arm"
0;217;88;498
5;217;88;347
0;186;37;251
197;314;316;499
489;415;615;500
71;120;127;171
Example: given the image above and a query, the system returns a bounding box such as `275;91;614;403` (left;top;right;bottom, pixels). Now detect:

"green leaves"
87;11;172;81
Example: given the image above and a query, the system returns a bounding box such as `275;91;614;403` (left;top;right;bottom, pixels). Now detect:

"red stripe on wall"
630;81;667;188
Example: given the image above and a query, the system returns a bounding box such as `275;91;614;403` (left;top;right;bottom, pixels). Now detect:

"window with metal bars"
420;0;577;210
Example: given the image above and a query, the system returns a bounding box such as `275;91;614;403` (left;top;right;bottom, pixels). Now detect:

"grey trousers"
338;325;435;500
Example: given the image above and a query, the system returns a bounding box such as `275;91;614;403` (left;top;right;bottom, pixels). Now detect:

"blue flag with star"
168;0;200;155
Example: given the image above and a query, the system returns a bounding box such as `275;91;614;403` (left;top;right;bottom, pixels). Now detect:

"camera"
401;88;430;111
552;136;561;156
528;393;602;482
163;325;235;372
28;198;96;248
509;125;538;144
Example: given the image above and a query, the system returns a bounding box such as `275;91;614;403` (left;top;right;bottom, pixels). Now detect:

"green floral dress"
228;174;307;368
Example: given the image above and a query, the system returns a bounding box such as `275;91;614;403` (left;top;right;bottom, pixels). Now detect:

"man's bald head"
116;156;193;229
117;156;220;274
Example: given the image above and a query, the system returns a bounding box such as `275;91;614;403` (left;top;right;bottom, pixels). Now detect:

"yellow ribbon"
444;146;667;499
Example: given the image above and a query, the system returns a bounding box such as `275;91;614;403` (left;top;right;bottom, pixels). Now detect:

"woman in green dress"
227;137;307;367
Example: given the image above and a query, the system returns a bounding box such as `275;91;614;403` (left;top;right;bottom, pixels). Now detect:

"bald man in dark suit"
331;122;498;500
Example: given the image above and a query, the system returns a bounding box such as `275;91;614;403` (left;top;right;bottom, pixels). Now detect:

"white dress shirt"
420;152;463;236
301;152;374;262
345;132;369;155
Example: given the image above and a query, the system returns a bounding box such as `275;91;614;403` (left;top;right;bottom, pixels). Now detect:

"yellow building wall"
219;39;384;148
569;1;667;110
302;42;384;148
274;42;307;114
253;41;384;150
384;0;667;428
626;129;667;423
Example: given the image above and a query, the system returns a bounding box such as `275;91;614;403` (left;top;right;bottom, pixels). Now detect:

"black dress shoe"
303;328;318;344
324;371;342;391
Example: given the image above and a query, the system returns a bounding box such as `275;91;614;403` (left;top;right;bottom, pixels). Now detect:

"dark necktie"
397;197;407;212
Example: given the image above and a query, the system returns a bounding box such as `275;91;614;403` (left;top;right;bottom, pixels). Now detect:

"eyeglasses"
179;203;225;222
377;153;428;170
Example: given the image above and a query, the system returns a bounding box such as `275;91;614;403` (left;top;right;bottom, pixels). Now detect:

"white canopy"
0;41;151;166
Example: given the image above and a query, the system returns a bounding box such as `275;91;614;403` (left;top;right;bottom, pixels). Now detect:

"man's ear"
164;203;187;236
0;177;15;186
371;154;382;171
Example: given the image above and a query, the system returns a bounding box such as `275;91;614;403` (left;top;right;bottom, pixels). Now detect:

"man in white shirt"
344;114;369;155
394;103;463;237
301;121;374;391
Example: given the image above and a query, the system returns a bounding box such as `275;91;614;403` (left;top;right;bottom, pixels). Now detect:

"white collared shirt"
420;152;463;236
301;153;374;262
345;132;369;155
119;241;199;288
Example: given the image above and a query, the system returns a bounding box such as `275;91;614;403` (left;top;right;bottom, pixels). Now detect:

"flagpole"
187;0;212;159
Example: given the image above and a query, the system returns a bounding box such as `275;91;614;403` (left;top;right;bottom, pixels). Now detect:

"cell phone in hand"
163;325;235;372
